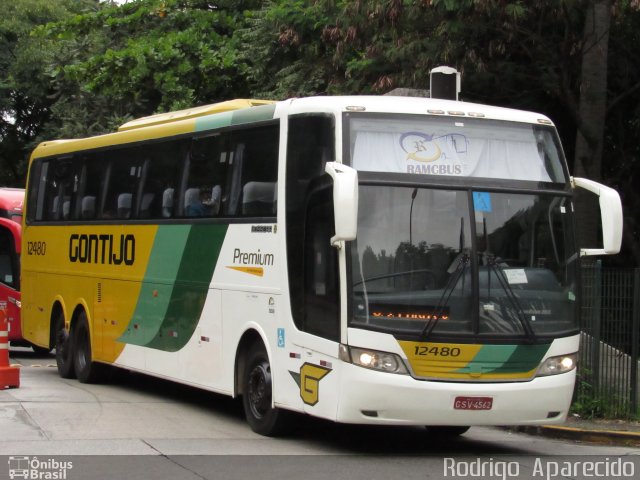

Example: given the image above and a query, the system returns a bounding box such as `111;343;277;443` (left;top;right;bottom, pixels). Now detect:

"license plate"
454;396;493;410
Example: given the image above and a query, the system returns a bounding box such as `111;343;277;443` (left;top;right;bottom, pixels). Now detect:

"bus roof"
29;96;554;161
284;96;554;125
118;99;276;132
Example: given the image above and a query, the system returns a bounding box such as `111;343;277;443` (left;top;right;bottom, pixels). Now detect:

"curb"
512;425;640;447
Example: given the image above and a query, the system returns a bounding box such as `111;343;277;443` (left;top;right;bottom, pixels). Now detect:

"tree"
40;0;262;139
0;0;96;185
247;0;640;264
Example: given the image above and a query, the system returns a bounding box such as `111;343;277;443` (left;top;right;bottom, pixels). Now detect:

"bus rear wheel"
242;346;290;436
73;312;104;383
54;312;75;379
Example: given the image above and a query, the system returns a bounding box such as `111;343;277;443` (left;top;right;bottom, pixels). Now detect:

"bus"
21;94;622;436
0;188;24;349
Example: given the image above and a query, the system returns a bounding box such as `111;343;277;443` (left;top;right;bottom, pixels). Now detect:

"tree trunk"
574;0;612;250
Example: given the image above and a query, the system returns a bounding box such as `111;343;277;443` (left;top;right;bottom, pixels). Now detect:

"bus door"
285;114;344;419
0;218;21;342
291;178;343;419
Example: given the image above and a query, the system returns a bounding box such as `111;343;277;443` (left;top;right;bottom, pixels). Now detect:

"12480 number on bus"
414;346;460;357
27;241;47;256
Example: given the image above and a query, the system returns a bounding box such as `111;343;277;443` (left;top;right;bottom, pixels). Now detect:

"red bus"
0;188;29;350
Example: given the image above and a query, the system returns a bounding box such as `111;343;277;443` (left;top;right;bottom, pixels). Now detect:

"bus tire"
54;312;75;379
426;426;470;437
242;345;291;436
73;311;104;384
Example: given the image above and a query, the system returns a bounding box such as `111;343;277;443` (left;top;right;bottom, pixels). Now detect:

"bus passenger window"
39;157;78;221
73;155;104;221
226;124;279;217
137;140;187;219
184;135;227;218
101;155;142;220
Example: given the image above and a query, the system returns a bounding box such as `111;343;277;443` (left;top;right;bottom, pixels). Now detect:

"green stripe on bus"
483;343;550;374
195;112;234;132
145;223;228;352
195;104;276;133
230;104;276;125
118;225;191;346
453;343;550;374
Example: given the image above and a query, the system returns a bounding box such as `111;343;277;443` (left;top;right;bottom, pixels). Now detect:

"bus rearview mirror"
325;162;358;247
572;177;623;256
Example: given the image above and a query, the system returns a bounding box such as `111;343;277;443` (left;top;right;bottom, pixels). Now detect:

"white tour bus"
22;86;622;436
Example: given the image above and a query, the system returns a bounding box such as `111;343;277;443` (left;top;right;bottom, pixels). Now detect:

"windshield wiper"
485;255;536;343
420;252;469;339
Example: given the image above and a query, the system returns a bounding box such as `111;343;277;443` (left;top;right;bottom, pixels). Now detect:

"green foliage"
244;0;586;107
1;0;639;270
571;366;634;419
39;0;258;138
0;0;96;186
571;367;608;419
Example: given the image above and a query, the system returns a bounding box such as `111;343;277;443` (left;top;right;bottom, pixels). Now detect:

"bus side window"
225;124;279;217
100;152;143;220
183;134;227;218
138;140;187;219
27;160;46;222
42;157;76;221
74;153;104;221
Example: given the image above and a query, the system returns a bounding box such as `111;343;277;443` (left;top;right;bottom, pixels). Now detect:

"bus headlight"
340;345;408;374
536;353;577;377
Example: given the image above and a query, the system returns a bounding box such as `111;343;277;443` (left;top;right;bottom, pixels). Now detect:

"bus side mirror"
572;177;623;256
325;162;358;247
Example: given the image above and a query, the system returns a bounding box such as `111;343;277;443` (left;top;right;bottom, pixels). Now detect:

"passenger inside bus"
184;186;221;217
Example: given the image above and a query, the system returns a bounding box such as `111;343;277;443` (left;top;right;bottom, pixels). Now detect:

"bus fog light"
536;353;577;377
347;346;408;374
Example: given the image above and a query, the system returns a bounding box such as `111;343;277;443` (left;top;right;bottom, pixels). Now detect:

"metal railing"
577;261;640;418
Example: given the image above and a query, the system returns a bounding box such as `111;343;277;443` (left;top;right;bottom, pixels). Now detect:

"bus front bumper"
336;363;575;426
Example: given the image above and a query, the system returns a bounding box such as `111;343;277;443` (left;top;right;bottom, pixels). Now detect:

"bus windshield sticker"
473;192;492;212
503;269;528;285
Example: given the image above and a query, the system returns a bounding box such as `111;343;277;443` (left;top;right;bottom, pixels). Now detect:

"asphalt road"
2;347;639;480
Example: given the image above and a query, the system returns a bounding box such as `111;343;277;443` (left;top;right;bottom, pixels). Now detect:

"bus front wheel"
54;312;75;379
73;312;104;383
242;346;290;436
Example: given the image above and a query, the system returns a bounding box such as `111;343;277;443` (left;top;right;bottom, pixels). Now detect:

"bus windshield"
349;186;578;338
